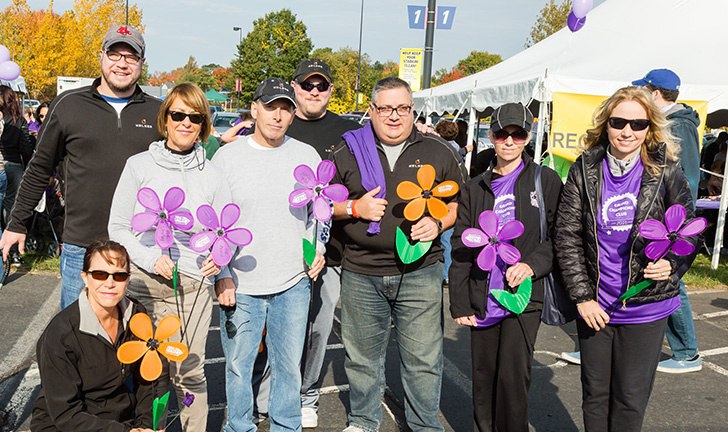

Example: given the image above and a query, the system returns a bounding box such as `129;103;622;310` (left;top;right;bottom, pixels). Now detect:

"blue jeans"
60;243;86;309
665;280;699;360
220;277;310;432
341;263;444;432
440;228;453;283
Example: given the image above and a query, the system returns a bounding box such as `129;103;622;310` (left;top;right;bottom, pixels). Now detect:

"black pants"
578;317;667;432
470;310;541;432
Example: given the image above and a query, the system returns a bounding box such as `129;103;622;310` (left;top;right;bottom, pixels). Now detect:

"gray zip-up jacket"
108;140;232;283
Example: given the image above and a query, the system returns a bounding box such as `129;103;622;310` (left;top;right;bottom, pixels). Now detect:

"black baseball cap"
253;78;297;107
293;58;333;83
490;103;533;133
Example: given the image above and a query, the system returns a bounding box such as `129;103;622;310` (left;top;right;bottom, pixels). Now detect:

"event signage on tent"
413;0;728;269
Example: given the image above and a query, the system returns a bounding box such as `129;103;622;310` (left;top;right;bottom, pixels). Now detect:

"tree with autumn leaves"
0;0;143;100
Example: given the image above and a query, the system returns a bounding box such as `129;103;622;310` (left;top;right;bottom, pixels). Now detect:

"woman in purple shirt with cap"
554;86;699;432
449;102;563;432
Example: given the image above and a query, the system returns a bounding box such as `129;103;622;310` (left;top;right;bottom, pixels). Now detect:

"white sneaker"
302;407;318;428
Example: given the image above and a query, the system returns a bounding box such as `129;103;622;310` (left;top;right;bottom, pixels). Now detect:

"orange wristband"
351;199;360;219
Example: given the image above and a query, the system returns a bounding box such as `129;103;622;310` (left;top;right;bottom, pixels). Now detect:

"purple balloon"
0;61;20;81
567;12;586;32
571;0;593;19
0;45;9;63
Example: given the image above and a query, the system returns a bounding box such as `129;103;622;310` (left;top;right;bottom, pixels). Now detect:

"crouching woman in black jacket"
554;86;700;432
449;103;562;432
31;240;161;432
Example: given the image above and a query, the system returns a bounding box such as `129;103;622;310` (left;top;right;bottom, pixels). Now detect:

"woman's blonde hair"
583;86;679;176
157;82;211;143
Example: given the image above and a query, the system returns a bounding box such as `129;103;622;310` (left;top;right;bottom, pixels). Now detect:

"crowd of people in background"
0;23;716;432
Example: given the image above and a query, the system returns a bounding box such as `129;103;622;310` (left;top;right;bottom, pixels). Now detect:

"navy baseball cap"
253;78;297;107
632;69;681;91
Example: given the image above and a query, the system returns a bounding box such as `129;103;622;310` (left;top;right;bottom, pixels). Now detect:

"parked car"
341;111;370;125
211;111;241;135
22;99;40;110
476;123;492;153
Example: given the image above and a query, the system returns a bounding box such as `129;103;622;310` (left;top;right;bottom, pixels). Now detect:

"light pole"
355;0;364;112
125;0;128;25
233;26;243;43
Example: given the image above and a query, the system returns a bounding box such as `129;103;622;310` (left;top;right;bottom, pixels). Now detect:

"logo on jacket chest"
135;118;153;129
408;158;424;169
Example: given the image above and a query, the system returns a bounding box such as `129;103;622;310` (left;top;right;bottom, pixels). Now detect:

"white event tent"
413;0;728;268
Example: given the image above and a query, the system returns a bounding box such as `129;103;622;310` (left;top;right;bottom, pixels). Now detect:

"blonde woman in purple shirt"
554;86;700;432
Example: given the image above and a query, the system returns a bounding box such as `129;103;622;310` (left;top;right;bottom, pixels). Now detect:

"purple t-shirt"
475;161;524;327
597;158;680;324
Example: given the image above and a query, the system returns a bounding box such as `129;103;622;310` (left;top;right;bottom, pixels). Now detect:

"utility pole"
422;0;436;89
355;0;364;111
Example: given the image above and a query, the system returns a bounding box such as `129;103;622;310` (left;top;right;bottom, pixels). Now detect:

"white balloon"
572;0;593;18
0;61;21;81
0;45;9;63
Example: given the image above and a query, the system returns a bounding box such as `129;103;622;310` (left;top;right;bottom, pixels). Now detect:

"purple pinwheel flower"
182;392;195;408
461;210;524;271
188;203;252;266
638;204;707;260
288;160;349;222
131;187;194;249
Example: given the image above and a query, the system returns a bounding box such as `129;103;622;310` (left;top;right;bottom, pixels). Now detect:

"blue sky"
19;0;604;74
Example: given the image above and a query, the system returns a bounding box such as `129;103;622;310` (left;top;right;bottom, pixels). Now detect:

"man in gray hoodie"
633;68;702;374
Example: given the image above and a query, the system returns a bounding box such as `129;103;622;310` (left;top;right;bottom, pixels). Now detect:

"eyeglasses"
608;117;650;131
169;111;206;124
105;50;142;65
493;128;529;144
370;103;413;118
299;81;330;92
88;270;131;282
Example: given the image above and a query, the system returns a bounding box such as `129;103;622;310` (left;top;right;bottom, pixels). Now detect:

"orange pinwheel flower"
117;313;189;381
397;164;459;221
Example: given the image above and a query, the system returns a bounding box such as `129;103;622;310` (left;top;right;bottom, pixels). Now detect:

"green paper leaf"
172;262;179;299
395;226;432;264
303;238;316;267
153;390;171;431
491;276;532;315
618;279;655;303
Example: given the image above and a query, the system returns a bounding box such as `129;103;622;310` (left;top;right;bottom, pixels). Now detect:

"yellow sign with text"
399;48;423;92
550;92;708;162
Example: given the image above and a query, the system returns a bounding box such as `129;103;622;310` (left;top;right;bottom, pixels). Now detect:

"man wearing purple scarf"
331;77;466;432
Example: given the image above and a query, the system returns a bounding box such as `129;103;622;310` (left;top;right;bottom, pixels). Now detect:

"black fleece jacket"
554;141;699;306
8;79;162;247
449;155;562;319
31;298;157;432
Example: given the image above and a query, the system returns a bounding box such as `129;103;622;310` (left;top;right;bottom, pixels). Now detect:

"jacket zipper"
623;163;666;308
583;156;602;303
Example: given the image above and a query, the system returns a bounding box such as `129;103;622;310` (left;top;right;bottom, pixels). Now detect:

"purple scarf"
342;123;386;235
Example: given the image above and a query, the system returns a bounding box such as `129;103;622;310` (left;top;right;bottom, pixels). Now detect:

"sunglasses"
299;81;330;92
168;110;206;124
88;270;130;282
222;306;249;338
608;117;650;131
493;128;529;144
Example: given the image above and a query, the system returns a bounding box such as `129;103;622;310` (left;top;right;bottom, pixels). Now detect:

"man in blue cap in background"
633;68;702;373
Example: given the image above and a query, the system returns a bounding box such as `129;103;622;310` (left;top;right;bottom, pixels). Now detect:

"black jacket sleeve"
448;181;476;318
663;163;701;280
554;160;594;304
8;101;65;234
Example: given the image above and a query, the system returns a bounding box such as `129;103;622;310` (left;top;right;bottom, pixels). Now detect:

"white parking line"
703;361;728;377
700;346;728;357
698;310;728;319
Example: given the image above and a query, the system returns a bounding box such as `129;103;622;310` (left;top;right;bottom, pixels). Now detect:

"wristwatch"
346;200;354;217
